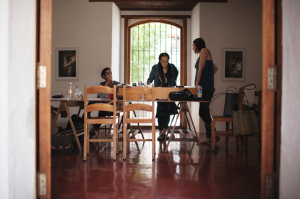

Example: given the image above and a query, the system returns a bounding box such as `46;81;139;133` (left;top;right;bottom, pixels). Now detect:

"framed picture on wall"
223;49;245;81
56;48;79;80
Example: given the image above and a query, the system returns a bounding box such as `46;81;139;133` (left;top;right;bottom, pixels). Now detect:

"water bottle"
197;84;202;98
74;86;79;100
67;83;74;100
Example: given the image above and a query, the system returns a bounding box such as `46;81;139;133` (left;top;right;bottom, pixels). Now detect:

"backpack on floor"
51;134;77;154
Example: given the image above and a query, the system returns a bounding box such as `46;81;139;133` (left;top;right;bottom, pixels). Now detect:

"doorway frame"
39;3;283;198
261;0;282;198
122;15;189;86
122;15;190;128
37;0;52;198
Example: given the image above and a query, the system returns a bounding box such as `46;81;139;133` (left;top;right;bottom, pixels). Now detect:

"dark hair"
158;52;172;80
158;52;170;61
193;38;206;53
101;67;111;79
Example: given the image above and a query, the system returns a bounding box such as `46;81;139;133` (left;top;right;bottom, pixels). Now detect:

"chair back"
121;85;155;160
84;85;117;115
238;87;245;110
122;85;154;121
83;85;118;161
253;90;262;132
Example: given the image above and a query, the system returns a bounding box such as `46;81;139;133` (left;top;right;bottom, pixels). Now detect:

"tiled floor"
52;131;260;199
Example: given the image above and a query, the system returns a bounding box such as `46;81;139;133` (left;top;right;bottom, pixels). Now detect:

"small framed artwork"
223;49;245;81
56;48;79;80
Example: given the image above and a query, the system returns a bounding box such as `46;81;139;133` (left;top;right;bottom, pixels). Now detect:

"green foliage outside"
130;23;181;85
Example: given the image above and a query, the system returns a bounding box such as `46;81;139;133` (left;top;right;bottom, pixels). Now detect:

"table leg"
185;104;199;140
166;105;183;149
51;103;62;134
64;102;82;152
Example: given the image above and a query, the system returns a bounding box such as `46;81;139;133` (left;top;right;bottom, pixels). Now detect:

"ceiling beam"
89;0;227;11
90;0;227;2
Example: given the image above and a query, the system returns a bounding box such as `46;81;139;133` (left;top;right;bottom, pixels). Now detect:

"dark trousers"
199;89;214;139
87;101;112;131
94;111;110;130
158;116;170;131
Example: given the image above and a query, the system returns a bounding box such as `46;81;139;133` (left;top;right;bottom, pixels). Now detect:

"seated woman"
147;53;178;141
97;67;120;98
93;67;120;131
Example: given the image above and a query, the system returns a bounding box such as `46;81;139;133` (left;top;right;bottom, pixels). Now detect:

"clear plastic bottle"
75;86;81;100
197;84;202;98
78;91;82;100
67;83;74;100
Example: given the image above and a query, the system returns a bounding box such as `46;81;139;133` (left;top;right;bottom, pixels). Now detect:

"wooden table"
119;86;209;148
51;87;208;152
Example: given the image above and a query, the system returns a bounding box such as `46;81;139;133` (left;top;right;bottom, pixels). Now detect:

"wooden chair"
121;85;155;160
245;90;262;147
211;87;245;152
83;85;118;161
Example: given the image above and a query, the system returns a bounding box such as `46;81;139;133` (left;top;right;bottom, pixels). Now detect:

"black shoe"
157;134;169;141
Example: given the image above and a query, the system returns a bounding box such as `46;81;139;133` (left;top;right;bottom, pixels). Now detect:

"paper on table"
156;98;169;101
87;97;109;101
51;97;69;101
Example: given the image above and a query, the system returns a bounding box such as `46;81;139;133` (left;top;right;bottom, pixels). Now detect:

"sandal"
157;134;169;141
199;138;211;145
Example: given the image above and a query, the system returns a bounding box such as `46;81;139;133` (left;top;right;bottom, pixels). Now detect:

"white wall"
52;0;114;95
111;3;121;82
52;0;117;126
190;3;201;132
0;1;9;198
280;1;300;198
195;0;262;132
0;0;36;198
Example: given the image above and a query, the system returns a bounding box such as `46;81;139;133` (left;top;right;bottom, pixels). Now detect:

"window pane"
130;22;181;125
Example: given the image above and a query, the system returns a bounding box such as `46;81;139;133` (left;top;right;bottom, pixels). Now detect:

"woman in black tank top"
193;38;219;145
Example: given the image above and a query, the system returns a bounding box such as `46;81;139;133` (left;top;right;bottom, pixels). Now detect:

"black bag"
223;93;239;116
169;88;193;100
221;86;239;116
66;114;84;130
51;134;77;154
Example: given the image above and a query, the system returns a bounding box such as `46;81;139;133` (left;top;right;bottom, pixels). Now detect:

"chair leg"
105;125;108;149
225;122;229;145
238;136;244;152
94;128;101;148
129;124;140;152
83;123;87;161
113;124;117;161
152;124;155;161
123;122;127;160
245;136;248;148
87;125;90;155
116;123;119;155
211;121;216;151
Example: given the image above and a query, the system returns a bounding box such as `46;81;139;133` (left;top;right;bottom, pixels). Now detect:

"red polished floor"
52;132;260;199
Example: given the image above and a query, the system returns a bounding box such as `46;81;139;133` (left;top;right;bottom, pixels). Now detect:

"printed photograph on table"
56;48;79;80
223;49;245;81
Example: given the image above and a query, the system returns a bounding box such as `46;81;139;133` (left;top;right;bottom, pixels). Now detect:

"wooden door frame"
122;15;189;128
122;15;189;85
261;0;282;198
37;0;52;198
275;0;282;197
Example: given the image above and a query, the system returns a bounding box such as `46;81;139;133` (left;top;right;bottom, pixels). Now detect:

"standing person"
193;38;219;144
147;53;178;141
